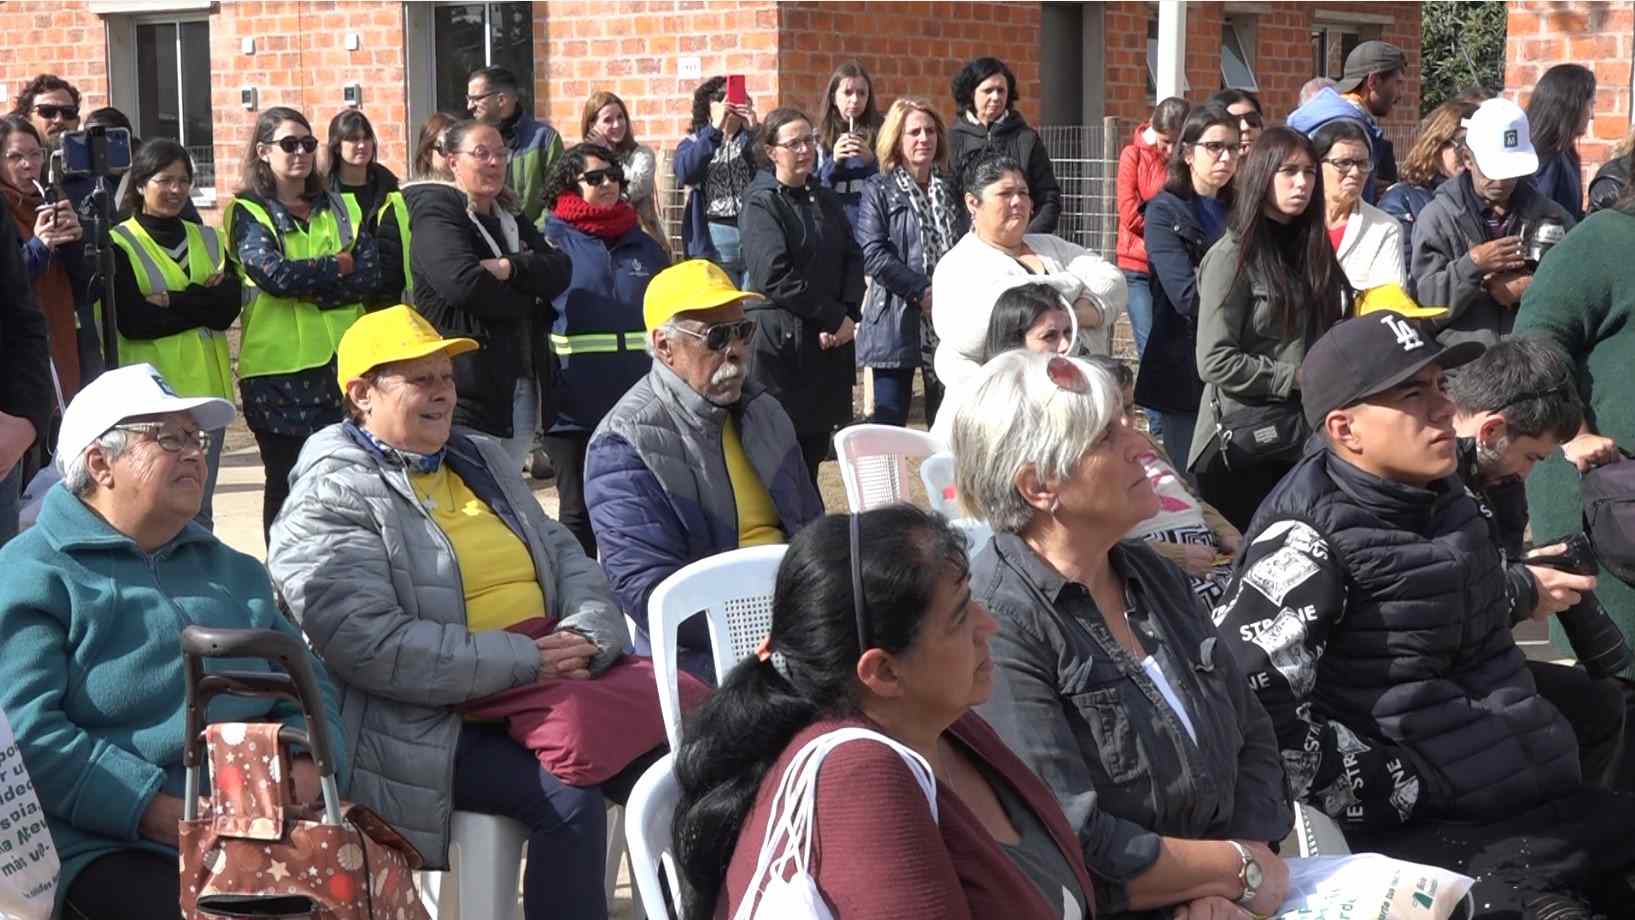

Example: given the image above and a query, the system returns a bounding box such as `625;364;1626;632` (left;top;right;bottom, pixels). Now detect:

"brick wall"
775;1;1042;127
1506;0;1633;180
1101;1;1420;140
537;0;782;150
0;2;109;113
207;1;410;198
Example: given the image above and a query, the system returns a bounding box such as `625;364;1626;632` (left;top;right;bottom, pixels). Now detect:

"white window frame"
105;11;216;205
405;1;536;155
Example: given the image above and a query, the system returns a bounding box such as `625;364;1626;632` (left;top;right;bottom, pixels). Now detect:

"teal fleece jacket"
0;486;348;908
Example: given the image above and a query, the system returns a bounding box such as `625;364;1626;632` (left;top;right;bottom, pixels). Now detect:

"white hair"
61;429;134;497
951;350;1123;534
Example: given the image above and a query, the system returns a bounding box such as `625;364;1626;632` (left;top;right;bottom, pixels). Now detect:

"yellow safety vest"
377;190;413;298
107;218;234;400
225;193;364;379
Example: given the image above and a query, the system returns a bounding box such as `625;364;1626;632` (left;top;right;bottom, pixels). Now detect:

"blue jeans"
871;367;919;427
0;464;19;548
1158;410;1198;482
707;221;746;284
500;377;539;473
194;427;225;531
1124;269;1163;437
451;723;662;920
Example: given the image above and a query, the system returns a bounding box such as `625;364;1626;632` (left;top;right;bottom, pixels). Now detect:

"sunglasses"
268;135;319;154
1239;110;1264;129
670;318;757;351
33;104;78;121
579;167;626;187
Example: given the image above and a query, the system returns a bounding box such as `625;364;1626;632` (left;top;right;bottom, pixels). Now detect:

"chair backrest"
647;544;788;750
833;424;945;512
1288;802;1351;857
950;517;993;556
625;753;683;920
919;451;959;518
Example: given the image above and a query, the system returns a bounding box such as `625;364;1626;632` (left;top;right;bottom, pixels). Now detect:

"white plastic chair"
950;518;994;556
625;753;683;919
832;424;945;511
919;451;960;518
417;806;635;918
647;544;788;750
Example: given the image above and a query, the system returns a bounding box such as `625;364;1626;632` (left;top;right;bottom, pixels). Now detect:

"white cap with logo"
1461;97;1539;181
54;363;236;473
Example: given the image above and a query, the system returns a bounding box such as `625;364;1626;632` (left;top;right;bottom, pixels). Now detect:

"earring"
1049;497;1061;515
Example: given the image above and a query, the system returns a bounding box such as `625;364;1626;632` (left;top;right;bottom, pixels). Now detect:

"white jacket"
1334;200;1406;293
930;231;1127;392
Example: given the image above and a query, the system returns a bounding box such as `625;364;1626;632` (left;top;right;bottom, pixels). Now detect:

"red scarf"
553;191;639;241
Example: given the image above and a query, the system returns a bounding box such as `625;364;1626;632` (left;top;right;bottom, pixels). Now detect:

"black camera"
1527;532;1634;678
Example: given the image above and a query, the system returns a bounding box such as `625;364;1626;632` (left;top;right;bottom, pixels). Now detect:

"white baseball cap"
1461;98;1538;181
55;364;236;473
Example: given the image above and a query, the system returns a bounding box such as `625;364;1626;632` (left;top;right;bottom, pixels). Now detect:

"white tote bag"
0;709;58;920
730;727;937;920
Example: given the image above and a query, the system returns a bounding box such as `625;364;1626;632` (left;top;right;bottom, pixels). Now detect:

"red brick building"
0;0;1420;221
1506;0;1634;187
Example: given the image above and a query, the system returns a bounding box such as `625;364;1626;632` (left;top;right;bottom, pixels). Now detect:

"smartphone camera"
60;126;133;176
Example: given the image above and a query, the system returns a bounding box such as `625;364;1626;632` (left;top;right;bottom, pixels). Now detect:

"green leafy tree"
1420;0;1508;115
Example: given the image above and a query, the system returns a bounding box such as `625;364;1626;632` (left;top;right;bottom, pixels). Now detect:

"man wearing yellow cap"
585;260;824;678
268;305;632;883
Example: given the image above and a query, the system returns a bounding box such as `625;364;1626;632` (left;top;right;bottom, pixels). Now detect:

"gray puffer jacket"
267;422;627;866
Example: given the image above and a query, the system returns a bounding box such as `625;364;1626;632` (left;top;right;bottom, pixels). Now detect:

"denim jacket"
972;533;1292;917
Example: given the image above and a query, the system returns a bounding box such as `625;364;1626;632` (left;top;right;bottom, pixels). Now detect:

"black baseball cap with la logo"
1300;312;1486;429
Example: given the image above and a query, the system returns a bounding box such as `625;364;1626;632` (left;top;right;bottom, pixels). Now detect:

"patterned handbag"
177;627;430;920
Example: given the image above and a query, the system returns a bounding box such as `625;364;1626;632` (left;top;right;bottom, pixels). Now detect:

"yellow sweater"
410;465;547;632
723;416;784;547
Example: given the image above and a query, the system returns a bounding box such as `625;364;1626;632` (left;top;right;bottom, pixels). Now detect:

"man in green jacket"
467;65;563;225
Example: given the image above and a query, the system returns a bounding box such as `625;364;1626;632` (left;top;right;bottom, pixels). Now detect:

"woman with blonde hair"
854;96;965;427
1378;97;1480;268
581;90;668;253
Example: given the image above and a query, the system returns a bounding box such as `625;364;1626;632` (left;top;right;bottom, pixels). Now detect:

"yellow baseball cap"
1354;283;1448;319
336;305;479;392
643;259;764;332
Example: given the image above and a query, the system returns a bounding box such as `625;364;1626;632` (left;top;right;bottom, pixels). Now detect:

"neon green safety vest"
107;218;234;400
377;190;413;298
547;332;648;357
225;192;364;379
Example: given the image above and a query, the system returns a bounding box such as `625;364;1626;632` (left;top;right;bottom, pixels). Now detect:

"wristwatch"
1228;839;1263;906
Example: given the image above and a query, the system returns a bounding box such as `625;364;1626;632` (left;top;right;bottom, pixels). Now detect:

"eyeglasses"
113;423;210;454
579;167;625;187
4;150;45;166
465;89;504;106
1194;140;1237;160
1324;157;1374;175
454;146;510;165
669;318;757;351
33;104;78;122
268;135;319;155
773;135;818;152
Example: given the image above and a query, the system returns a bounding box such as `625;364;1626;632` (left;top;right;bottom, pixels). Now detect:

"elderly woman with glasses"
0;364;346;920
269;306;638;920
537;142;668;555
740;106;866;487
405;118;573;469
1312;118;1404;293
954;350;1293;920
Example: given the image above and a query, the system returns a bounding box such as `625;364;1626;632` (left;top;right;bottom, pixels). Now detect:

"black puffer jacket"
1588;155;1630;214
739;169;865;438
948;110;1062;234
404;180;573;439
1215;449;1578;827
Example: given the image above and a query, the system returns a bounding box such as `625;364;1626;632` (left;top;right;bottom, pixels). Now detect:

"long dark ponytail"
1229;126;1347;340
671;506;969;917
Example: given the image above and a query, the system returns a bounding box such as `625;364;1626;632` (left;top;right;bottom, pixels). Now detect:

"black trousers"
251;428;309;541
541;431;595;558
1197;455;1297;532
797;432;830;493
65;849;180;920
1345;786;1635;918
1528;659;1629;789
